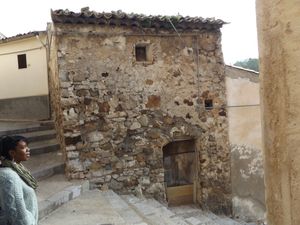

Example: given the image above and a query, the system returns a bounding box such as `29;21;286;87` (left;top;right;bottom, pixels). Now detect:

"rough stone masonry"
49;8;231;214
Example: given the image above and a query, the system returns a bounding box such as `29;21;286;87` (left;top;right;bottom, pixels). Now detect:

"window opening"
18;54;27;69
204;99;213;110
135;46;147;61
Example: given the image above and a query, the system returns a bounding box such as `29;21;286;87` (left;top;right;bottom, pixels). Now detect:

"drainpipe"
36;34;47;48
36;32;51;119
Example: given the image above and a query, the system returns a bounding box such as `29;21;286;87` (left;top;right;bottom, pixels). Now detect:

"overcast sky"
0;0;258;64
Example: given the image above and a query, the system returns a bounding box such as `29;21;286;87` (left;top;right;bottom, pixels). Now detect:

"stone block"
86;131;104;142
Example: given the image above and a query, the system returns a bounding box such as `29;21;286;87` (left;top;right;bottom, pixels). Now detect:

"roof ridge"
51;9;227;31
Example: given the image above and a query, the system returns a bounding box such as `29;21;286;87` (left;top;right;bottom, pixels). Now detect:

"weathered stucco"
49;21;231;214
226;66;261;148
256;0;300;224
231;144;265;221
226;66;265;222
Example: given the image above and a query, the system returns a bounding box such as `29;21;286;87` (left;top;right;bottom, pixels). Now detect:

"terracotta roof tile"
51;9;226;31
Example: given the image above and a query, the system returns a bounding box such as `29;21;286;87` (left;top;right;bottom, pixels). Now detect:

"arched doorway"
163;139;196;206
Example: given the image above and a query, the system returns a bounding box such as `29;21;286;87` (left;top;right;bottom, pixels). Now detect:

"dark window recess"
135;46;147;61
17;54;27;69
204;99;213;109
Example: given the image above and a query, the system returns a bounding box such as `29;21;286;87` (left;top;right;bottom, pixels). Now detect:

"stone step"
37;174;89;220
121;194;189;225
170;205;220;225
39;189;129;225
0;121;54;136
214;216;246;225
23;151;64;180
19;129;57;143
214;215;258;225
101;190;149;225
29;138;60;155
169;205;257;225
162;203;213;225
37;188;261;225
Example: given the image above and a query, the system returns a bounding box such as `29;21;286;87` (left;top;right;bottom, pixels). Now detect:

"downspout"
36;32;51;119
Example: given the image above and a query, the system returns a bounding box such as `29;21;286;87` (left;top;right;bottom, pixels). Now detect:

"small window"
204;99;213;110
18;54;27;69
135;46;147;61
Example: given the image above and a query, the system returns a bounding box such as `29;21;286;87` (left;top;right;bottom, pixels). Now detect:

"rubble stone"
49;22;231;214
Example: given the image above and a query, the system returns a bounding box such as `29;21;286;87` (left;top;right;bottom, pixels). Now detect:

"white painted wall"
0;34;48;100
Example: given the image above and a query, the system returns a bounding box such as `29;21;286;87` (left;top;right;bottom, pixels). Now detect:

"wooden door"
163;140;195;206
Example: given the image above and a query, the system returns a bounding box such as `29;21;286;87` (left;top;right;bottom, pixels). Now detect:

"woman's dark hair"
0;135;28;160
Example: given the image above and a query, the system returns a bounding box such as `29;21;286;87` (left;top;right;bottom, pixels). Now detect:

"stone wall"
50;24;231;214
0;95;50;120
48;25;67;164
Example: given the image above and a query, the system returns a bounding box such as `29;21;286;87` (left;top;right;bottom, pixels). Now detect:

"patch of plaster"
231;144;265;222
233;196;266;222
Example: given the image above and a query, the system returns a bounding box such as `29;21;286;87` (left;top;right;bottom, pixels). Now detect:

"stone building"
48;8;231;214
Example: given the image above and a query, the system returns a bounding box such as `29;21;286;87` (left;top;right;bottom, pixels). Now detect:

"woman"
0;135;38;225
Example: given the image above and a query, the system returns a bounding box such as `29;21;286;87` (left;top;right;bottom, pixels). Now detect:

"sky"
0;0;258;64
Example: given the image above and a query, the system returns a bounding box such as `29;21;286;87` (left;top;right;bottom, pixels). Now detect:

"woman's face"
10;140;30;163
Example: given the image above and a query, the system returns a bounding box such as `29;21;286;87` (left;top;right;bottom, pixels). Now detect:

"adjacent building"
225;65;265;221
0;31;50;120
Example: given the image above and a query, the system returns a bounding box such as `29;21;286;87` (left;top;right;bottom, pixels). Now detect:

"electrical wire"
167;18;187;48
30;25;259;110
0;47;44;56
166;18;261;110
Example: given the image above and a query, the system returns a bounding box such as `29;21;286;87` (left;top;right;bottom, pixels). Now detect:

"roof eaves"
226;64;259;75
51;9;227;31
0;31;46;44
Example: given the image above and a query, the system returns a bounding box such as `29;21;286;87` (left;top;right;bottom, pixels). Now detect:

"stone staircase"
0;121;89;220
0;121;263;225
40;189;260;225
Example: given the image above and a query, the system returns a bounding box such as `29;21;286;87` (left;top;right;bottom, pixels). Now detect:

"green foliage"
234;58;259;72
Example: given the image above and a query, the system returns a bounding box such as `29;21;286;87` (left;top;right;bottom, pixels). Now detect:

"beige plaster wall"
228;107;261;148
256;0;300;224
226;65;265;222
226;66;261;149
0;34;48;99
